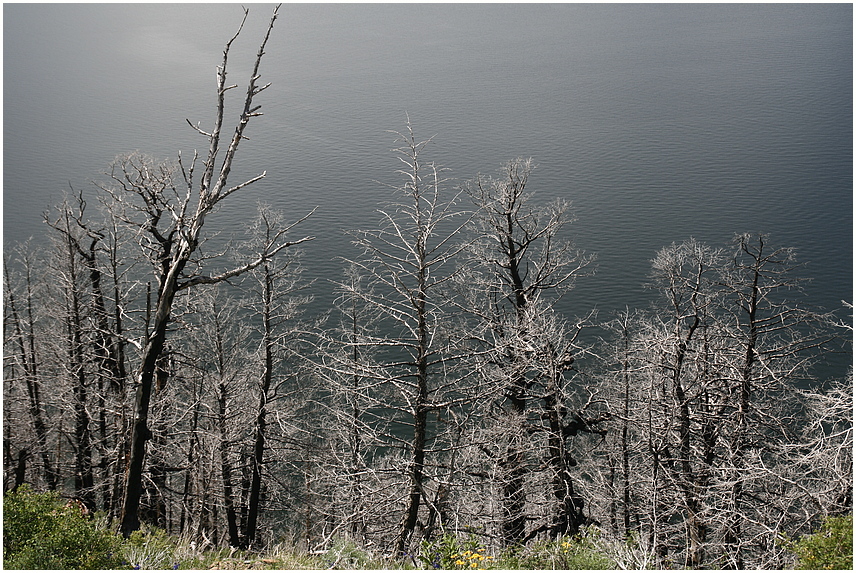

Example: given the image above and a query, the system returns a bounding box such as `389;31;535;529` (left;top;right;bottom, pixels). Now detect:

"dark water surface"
4;4;852;377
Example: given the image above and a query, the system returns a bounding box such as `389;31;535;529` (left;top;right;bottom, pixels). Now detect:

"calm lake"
4;4;852;379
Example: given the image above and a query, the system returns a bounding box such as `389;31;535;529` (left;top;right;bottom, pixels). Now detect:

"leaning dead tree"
95;4;312;537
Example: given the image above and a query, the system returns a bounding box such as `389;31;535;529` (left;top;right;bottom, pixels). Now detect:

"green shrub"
322;537;388;569
419;531;495;569
499;528;616;570
418;527;615;570
123;526;182;570
3;485;126;570
788;514;853;570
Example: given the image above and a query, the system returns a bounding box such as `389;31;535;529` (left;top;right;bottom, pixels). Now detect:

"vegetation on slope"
5;485;852;570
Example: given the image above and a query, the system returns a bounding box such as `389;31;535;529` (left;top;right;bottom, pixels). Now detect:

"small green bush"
323;537;387;569
123;526;182;570
788;514;853;570
419;531;495;569
3;485;126;570
499;529;616;570
418;527;615;570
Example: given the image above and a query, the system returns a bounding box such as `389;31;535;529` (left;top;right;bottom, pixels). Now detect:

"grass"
7;483;847;570
0;487;664;570
3;521;630;570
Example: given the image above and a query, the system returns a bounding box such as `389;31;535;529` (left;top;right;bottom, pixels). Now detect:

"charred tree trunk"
620;319;633;536
395;216;431;557
464;158;593;546
244;260;274;548
723;234;763;569
673;333;704;568
58;221;97;512
500;226;530;545
217;377;241;548
121;263;181;536
45;193;130;513
544;369;585;538
650;238;720;568
208;293;242;548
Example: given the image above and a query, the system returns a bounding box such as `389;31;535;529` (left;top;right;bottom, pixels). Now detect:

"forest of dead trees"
3;6;852;569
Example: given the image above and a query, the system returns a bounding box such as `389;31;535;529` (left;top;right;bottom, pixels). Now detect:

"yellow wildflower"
455;560;465;566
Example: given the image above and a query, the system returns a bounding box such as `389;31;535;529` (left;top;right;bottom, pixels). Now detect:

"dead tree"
461;158;596;545
345;121;470;556
308;262;390;548
207;287;245;548
95;5;312;537
241;204;314;548
44;192;131;512
715;233;842;568
3;247;58;490
599;235;845;568
647;238;723;567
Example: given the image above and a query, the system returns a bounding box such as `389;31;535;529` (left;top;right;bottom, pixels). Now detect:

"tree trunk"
120;264;181;537
397;399;427;555
245;261;274;548
63;230;96;511
501;240;529;545
544;370;585;538
118;5;283;536
396;275;430;556
217;378;241;547
12;448;29;491
724;240;762;569
620;326;632;536
673;325;705;568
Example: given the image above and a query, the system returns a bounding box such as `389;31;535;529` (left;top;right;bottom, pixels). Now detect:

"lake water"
4;4;852;379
